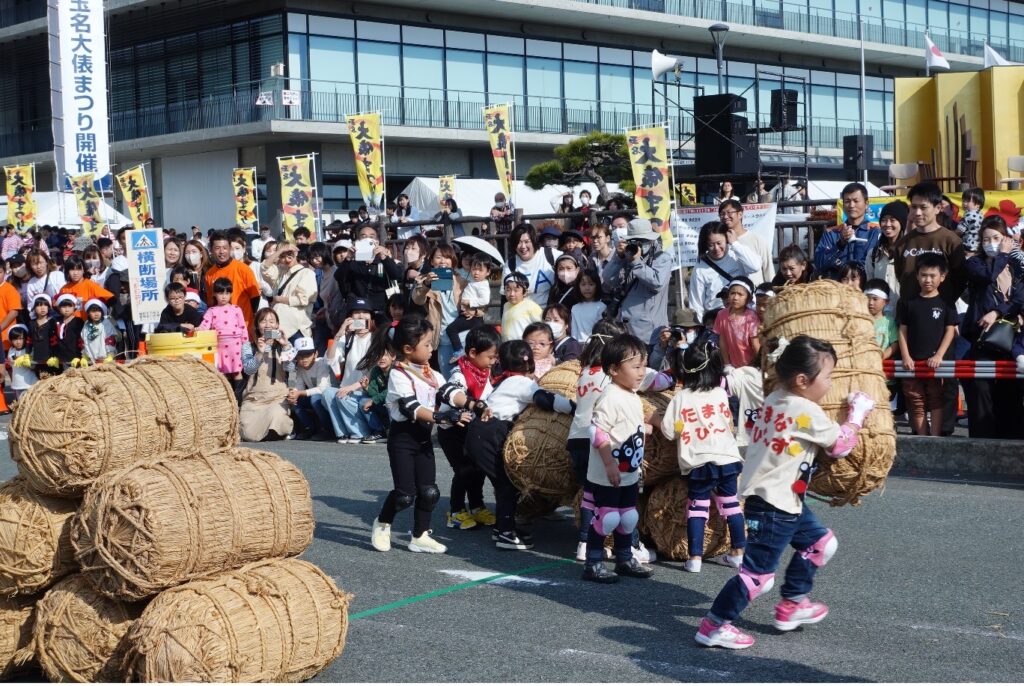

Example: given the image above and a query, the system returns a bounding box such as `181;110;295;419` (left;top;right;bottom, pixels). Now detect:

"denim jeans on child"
330;389;372;439
709;496;833;623
292;394;333;435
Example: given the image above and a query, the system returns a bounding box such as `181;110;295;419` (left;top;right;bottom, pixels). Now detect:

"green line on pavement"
350;558;575;621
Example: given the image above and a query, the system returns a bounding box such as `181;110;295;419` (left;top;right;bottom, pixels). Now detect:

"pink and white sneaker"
773;597;829;631
694;618;755;649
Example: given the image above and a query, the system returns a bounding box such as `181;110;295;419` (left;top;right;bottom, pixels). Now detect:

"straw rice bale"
640;478;727;560
640;391;680;487
503;407;577;501
760;280;897;506
10;357;239;497
0;594;35;677
34;574;145;682
123;559;351;683
516;492;562;521
538;360;581;401
72;447;314;601
0;477;77;597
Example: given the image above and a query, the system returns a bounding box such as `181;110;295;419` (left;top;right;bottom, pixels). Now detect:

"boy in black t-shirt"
897;254;957;436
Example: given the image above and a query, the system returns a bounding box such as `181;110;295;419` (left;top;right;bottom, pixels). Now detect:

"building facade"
0;0;1005;229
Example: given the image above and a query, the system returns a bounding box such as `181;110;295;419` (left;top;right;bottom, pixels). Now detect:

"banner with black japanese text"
346;113;384;213
69;173;106;236
233;167;258;229
4;165;37;231
278;156;316;240
626;126;673;248
115;165;151;229
483;104;514;197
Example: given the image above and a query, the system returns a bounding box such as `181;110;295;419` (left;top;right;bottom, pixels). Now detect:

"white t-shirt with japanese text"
587;382;646;488
659;386;742;474
569;365;670;442
740;389;841;514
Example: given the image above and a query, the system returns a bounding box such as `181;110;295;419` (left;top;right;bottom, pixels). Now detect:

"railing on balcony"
576;0;1024;62
0;80;892;160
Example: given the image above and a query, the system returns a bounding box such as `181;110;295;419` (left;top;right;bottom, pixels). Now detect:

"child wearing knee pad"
660;331;745;574
569;319;673;562
370;315;472;555
696;335;875;649
582;334;662;584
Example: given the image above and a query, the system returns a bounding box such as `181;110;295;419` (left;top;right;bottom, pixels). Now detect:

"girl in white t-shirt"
660;332;745;574
370;315;470;556
696;335;875;650
570;268;606;343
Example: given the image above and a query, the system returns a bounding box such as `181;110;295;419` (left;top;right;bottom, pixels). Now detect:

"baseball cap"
348;296;372;314
294;336;316;354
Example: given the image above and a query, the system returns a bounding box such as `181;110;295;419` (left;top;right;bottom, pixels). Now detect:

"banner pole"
252;167;261;230
378;110;386;217
509;102;517;209
310;153;322;242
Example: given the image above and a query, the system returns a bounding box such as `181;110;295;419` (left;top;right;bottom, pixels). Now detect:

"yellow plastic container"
145;330;218;366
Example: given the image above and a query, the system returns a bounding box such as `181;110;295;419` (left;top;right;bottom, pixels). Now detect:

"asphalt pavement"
1;433;1021;682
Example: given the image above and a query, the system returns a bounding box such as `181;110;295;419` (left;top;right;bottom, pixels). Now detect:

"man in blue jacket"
814;182;880;274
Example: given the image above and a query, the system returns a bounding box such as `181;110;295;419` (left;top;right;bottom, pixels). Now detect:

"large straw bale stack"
640;390;680;487
33;574;145;682
503;407;577;501
640;478;727;560
0;594;35;677
9;357;239;497
760;280;897;506
72;447;314;601
0;477;77;596
123;559;351;683
538;360;581;400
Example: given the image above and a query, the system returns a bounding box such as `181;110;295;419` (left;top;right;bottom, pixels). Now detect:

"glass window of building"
526;40;560;59
564;61;598;133
357;41;401;119
403;26;443;47
446;30;485;51
599;64;632;131
403;45;444;127
526;57;562;132
446;49;486;128
488;53;525;106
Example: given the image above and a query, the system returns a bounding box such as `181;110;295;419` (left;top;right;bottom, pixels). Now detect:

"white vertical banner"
47;0;111;185
126;228;167;324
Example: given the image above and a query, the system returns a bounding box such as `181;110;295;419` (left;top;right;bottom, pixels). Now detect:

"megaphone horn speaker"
651;49;683;80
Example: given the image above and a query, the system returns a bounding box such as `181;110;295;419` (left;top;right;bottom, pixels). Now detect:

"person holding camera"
333;225;404;320
260;241;317;343
601;218;673;348
239;307;296;442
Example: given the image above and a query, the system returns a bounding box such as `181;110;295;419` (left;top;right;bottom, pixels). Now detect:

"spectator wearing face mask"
547;253;581;308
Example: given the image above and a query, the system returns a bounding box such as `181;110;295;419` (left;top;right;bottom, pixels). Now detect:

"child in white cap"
79;298;119;365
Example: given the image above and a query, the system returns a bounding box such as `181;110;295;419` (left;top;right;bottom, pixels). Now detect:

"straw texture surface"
503;407;578;501
640;478;728;560
0;594;35;677
640;391;681;487
72;447;314;600
10;357;239;497
760;280;897;506
538;360;581;400
124;559;351;683
0;477;77;597
34;574;144;682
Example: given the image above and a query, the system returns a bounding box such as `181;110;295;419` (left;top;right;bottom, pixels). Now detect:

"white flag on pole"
984;43;1016;68
924;33;950;71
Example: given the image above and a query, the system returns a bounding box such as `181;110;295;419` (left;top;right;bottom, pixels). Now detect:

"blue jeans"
709;497;830;623
292;393;332;435
437;338;454;379
330;389;372;439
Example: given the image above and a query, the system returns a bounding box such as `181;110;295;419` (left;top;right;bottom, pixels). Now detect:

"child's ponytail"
359;321;399;371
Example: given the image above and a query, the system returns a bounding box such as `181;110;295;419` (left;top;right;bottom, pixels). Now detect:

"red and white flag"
924;33;950;71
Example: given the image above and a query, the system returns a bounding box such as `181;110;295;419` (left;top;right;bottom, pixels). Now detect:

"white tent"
0;191;132;228
398;178;624;218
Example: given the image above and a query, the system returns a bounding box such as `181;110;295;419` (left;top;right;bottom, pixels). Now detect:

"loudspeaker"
843;134;874;175
770;89;799;130
694;94;756;176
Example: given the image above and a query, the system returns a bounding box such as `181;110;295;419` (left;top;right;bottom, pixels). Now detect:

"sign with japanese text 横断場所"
126;228;167;324
48;0;111;182
4;165;37;231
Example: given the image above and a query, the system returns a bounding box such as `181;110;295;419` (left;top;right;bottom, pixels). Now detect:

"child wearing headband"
661;330;745;573
580;333;662;584
696;335;875;650
501;271;543;342
714;276;760;368
864;279;897;360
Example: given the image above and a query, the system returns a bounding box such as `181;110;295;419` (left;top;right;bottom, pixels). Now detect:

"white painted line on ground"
438;569;562;586
555;647;734;679
908;623;1024;641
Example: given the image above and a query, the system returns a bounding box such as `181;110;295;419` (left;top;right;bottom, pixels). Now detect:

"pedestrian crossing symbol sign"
132;231;157;250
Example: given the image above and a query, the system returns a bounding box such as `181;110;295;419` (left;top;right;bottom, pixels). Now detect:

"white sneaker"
708;553;743;569
632;543;656;564
408;530;448;554
371;519;391;552
684;558;702;573
575;541;588;562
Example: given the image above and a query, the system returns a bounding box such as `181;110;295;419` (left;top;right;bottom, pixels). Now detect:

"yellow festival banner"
69;173;106;237
836;190;1024;231
626;126;673;248
278;155;316;240
115;165;151;229
438;175;456;207
4;164;37;231
346;113;384;211
232;167;258;228
483;104;514;197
